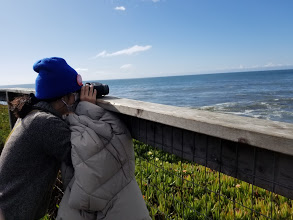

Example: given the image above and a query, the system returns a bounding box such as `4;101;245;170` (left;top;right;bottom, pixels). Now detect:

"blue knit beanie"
33;57;83;99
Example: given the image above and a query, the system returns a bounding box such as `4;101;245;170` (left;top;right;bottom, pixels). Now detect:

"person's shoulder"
29;110;68;129
76;101;106;119
29;109;58;121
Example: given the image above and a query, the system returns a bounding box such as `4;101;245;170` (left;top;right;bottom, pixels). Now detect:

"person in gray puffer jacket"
57;85;150;220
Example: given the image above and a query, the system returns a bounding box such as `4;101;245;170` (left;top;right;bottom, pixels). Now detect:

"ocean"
1;69;293;124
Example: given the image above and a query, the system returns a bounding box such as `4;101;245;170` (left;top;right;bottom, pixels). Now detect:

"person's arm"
41;115;72;165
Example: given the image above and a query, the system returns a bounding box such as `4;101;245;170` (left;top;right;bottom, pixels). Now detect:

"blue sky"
1;0;293;85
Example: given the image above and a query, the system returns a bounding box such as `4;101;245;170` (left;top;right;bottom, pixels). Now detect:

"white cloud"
95;51;107;58
75;68;88;72
94;45;152;58
264;62;275;67
115;6;126;11
230;63;293;71
263;63;293;68
120;64;133;70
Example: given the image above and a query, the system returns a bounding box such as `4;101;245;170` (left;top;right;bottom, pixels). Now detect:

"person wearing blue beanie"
0;57;86;220
34;57;83;100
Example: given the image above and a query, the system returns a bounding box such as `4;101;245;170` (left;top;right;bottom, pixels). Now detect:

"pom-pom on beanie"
33;57;83;100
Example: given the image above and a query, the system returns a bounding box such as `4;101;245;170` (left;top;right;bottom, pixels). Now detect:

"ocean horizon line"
0;68;293;88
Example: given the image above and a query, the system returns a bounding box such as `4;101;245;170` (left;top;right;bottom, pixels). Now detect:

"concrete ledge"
97;96;293;156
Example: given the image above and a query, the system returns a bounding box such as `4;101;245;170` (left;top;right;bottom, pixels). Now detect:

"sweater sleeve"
40;114;72;165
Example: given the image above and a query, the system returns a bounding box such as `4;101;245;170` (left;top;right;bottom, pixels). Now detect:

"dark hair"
9;93;40;119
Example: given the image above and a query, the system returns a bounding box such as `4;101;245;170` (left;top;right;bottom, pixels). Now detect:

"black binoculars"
84;82;109;98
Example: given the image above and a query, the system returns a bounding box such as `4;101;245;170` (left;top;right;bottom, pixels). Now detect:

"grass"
134;140;293;219
0;104;10;153
1;105;292;219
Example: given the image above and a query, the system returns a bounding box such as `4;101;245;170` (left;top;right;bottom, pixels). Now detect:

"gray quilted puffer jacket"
57;101;150;220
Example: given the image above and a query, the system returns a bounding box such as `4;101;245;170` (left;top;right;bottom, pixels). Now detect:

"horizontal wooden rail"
97;96;293;156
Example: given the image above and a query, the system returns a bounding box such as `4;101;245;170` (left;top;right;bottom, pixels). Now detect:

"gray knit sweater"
0;102;72;220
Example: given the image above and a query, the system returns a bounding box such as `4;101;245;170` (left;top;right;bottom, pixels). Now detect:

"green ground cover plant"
0;104;10;153
134;140;293;219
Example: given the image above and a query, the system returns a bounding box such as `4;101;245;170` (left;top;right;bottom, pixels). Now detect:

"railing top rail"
97;96;293;156
0;88;34;94
1;88;293;156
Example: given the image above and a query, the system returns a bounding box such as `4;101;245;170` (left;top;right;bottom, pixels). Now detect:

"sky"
0;0;293;85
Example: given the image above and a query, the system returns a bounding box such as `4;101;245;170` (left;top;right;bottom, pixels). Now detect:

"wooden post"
6;91;19;130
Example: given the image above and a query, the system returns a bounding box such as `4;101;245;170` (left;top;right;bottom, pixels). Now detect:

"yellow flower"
147;151;153;155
